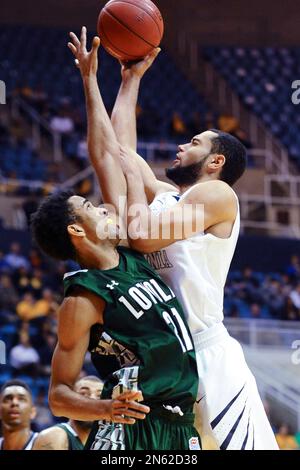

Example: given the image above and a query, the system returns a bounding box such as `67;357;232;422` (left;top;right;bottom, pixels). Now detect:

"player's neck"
78;245;120;270
69;420;90;445
2;426;31;450
178;174;217;195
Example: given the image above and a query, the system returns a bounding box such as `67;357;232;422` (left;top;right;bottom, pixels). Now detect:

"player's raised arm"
120;148;237;253
111;53;176;203
49;289;149;423
68;27;126;213
111;51;160;151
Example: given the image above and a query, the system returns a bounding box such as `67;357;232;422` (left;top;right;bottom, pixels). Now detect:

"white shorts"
193;323;279;450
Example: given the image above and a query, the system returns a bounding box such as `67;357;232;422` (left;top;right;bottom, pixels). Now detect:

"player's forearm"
125;172;204;253
125;172;153;247
111;75;141;149
83;75;120;162
49;383;110;421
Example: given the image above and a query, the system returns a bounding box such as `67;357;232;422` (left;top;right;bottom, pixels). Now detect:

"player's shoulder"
63;269;106;306
59;287;105;327
33;425;68;450
184;180;237;204
155;182;178;197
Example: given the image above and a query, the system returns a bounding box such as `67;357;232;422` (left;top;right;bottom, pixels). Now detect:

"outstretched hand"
68;26;100;78
120;48;161;80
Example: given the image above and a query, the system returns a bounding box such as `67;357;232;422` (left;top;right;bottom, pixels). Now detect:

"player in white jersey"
68;28;277;450
0;380;38;450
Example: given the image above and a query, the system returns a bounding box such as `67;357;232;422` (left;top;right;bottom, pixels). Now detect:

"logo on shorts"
189;437;200;450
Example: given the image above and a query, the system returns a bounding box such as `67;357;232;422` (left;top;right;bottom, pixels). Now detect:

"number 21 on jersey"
163;308;193;353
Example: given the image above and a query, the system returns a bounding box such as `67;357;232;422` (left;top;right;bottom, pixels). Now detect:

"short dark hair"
76;375;102;384
209;129;247;186
31;190;79;261
0;379;32;396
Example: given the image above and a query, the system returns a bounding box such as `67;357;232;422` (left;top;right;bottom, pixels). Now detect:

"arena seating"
0;140;47;181
204;46;300;166
0;25;210;140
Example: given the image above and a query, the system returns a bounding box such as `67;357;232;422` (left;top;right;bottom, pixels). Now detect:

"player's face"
0;386;35;429
73;380;103;429
173;130;218;169
68;196;120;242
74;380;103;400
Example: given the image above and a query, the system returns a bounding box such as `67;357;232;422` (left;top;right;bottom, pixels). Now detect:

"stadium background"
0;0;300;449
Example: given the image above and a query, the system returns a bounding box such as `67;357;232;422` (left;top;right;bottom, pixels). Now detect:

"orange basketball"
97;0;164;61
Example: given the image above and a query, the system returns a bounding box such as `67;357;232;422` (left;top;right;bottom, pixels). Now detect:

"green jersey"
56;423;84;450
64;247;199;450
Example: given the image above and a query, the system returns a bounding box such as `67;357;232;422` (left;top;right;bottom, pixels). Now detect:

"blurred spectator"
285;298;299;321
16;289;57;322
286;255;300;280
169;112;188;140
289;283;300;312
10;118;26;145
0;251;11;273
39;332;57;376
261;279;285;318
30;269;44;298
0;274;19;312
10;330;40;378
13;266;32;295
4;243;30;271
50;109;74;135
28;250;43;270
249;303;263;319
217;114;253;153
12;203;27;230
275;424;299;450
34;289;59;319
218;113;239;134
16;292;36;321
76;177;93;197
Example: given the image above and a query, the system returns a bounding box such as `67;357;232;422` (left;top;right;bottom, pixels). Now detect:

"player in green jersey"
30;26;201;450
33;376;103;450
31;189;200;450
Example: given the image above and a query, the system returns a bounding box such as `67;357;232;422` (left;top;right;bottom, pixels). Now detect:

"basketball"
97;0;164;61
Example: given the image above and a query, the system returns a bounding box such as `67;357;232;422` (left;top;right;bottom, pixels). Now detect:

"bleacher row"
204;46;300;166
1;26;300;183
1;25;208;114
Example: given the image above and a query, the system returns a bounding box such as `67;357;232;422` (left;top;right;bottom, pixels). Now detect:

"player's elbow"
48;385;67;417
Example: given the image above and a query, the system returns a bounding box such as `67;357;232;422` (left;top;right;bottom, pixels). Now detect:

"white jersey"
149;188;278;450
0;431;38;450
148;188;240;333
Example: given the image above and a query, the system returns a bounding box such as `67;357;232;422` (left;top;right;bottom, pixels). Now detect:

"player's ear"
67;224;86;238
209;154;226;170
